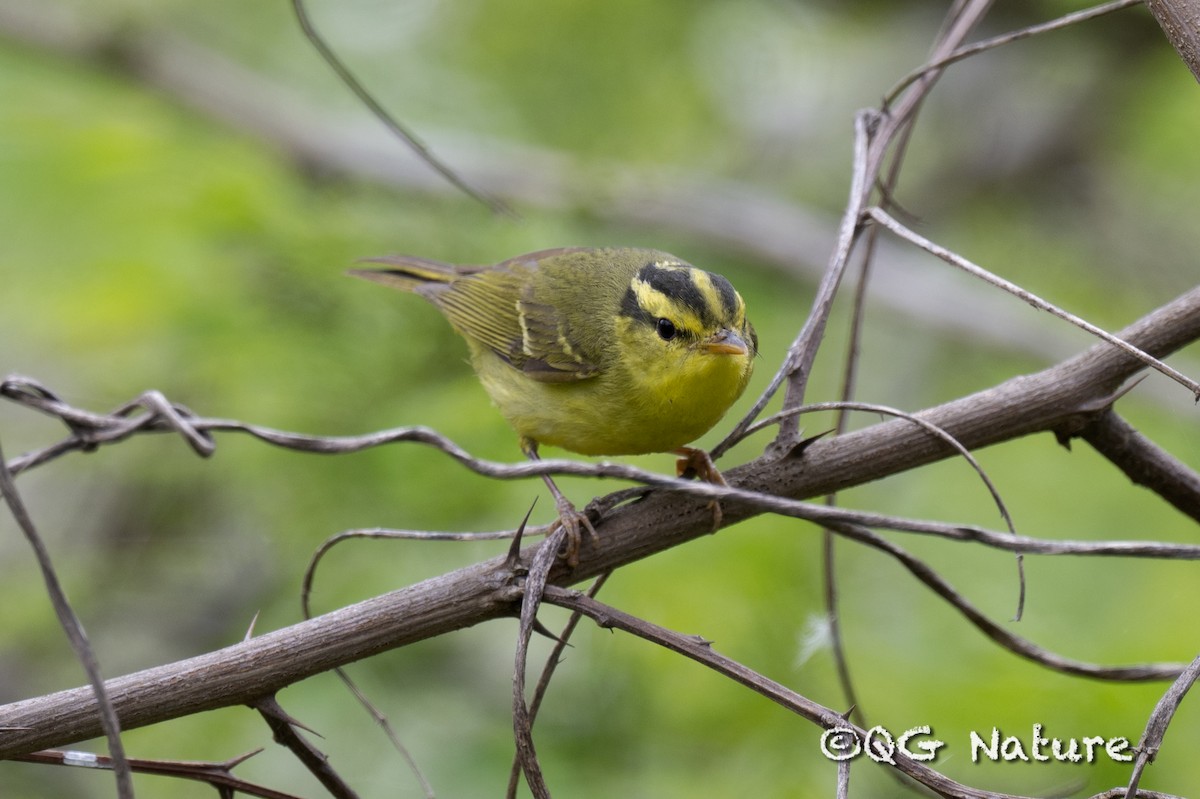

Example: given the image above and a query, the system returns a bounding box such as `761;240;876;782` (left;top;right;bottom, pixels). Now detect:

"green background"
2;1;1199;796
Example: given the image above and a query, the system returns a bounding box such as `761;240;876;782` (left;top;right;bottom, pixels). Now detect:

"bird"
350;247;757;565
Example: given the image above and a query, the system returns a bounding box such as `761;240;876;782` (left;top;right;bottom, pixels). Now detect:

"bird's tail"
348;255;474;293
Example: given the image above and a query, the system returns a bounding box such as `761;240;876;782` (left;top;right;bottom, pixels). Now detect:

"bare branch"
507;571;612;799
252;695;360;799
737;108;878;451
1123;654;1200;797
866;207;1200;399
1068;410;1200;524
511;526;565;799
884;0;1145;104
289;0;511;216
539;586;1034;799
3;284;1200;757
0;547;523;759
0;441;133;797
825;520;1185;681
1144;0;1200;83
2;287;1200;753
12;749;301;799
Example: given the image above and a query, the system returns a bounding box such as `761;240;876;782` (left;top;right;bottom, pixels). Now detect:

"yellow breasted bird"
350;247;757;564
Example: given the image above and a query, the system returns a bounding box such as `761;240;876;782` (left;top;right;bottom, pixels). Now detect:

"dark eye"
656;318;677;341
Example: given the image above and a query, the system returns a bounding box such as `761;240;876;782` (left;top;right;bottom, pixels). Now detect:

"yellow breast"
469;336;753;456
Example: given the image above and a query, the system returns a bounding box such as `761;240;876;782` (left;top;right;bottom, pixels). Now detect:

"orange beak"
702;329;749;356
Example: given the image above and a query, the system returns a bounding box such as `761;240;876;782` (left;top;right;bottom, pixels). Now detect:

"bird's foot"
551;494;598;568
674;446;727;532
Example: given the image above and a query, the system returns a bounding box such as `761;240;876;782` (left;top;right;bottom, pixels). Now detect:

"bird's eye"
656;318;677;341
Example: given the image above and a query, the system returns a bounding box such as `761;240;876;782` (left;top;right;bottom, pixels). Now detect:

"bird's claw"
674;446;727;532
674;446;727;486
552;495;598;568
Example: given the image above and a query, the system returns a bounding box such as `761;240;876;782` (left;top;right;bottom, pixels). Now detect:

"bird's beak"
702;329;749;356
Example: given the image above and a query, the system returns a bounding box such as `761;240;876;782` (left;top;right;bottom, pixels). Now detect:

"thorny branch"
12;749;302;799
506;571;612;799
2;276;1199;786
788;1;1002;735
4;1;1200;797
252;695;360;799
1067;409;1200;523
510;524;566;799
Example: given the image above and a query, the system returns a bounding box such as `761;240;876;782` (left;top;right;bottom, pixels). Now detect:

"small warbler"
351;247;757;563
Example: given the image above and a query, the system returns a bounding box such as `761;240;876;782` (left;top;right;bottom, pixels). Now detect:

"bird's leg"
674;446;726;532
522;438;597;568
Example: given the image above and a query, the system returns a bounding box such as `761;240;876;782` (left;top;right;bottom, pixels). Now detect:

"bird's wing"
438;268;599;383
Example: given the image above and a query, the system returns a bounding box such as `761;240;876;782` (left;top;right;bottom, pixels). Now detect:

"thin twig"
289;0;512;216
324;672;436;799
13;749;300;799
883;0;1144;106
507;571;612;799
300;535;442;799
1123;653;1200;798
866;207;1200;399
858;0;995;217
7;378;1200;561
301;527;529;613
11;379;1200;562
713;108;878;459
825;520;1187;681
808;0;997;730
0;441;134;798
540;586;1034;799
511;524;566;799
738;401;1019;537
822;201;879;728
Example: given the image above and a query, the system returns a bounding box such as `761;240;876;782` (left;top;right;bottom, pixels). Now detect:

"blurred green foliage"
2;1;1199;797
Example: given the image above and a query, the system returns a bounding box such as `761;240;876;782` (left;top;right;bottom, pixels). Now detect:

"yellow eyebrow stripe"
621;260;746;334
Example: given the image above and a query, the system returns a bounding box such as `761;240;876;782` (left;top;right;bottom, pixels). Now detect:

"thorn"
789;428;833;458
253;697;324;738
1053;379;1143;449
504;499;537;574
531;619;572;646
782;427;830;458
222;748;266;769
242;611;261;642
